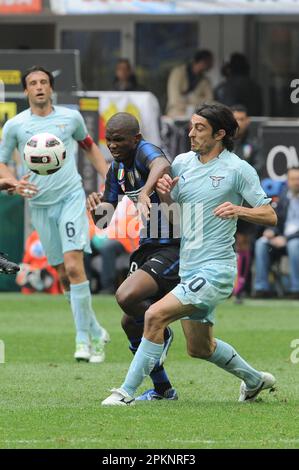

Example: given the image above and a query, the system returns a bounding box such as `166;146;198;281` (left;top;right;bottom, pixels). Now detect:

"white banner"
51;0;299;15
78;91;161;160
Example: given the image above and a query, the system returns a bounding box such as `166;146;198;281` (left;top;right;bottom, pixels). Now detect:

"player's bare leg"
180;319;275;401
103;291;275;405
180;320;216;359
102;293;188;405
116;269;159;317
116;270;177;401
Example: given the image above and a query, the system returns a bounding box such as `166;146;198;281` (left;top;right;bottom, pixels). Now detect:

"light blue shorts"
30;189;91;266
171;264;237;324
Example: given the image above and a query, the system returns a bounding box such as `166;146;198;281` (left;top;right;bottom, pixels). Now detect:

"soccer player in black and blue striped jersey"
88;112;180;401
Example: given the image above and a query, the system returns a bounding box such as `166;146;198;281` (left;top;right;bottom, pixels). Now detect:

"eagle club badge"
55;124;67;133
117;164;126;192
210;176;225;188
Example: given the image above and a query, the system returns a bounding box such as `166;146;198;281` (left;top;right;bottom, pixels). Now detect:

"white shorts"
171;264;237;324
30;189;91;266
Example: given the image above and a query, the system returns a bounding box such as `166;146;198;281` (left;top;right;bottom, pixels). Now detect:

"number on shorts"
66;222;75;238
188;276;206;292
129;261;138;275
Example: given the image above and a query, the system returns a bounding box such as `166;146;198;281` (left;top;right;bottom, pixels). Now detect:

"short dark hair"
106;112;140;136
231;104;248;115
194;103;239;151
22;65;54;90
193;50;213;64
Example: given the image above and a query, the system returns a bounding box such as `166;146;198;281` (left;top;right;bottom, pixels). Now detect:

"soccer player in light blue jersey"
0;66;109;363
102;103;278;405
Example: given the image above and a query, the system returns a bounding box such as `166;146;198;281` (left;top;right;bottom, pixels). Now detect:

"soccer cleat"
89;328;110;363
101;328;110;344
238;372;276;402
159;327;174;366
0;253;20;275
101;388;135;406
89;338;105;363
74;342;90;362
135;387;178;401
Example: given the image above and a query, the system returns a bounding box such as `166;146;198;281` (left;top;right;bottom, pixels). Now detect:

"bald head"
106;112;140;135
105;112;142;164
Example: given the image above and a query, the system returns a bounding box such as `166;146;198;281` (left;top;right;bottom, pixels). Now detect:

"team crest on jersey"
56;124;67;133
210;176;225;188
127;171;135;187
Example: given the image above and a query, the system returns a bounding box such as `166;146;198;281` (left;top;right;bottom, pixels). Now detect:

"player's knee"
144;305;165;331
64;262;81;282
116;285;136;310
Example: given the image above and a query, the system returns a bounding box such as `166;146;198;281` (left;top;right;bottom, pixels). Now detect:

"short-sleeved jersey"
103;139;179;246
170;149;271;277
0;106;88;207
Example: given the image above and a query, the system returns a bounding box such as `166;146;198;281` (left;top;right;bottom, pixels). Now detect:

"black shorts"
129;242;180;298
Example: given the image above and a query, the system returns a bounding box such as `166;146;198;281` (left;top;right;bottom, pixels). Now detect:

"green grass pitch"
0;293;299;449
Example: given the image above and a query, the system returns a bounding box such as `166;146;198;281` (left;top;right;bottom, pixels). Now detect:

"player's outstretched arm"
213;202;277;226
84;142;109;180
156;174;179;195
86;191;103;211
0;162;18;185
87;192;116;228
138;158;171;219
15;174;38;198
156;174;180;225
0;177;17;191
0;164;38;198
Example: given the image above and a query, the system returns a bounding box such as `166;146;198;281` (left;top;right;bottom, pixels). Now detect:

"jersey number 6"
66;222;76;238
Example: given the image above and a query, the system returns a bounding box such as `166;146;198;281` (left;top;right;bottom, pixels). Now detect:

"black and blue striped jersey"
103;139;179;246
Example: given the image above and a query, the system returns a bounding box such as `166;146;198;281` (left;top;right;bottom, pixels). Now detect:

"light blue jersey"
0;106;88;207
171;149;271;278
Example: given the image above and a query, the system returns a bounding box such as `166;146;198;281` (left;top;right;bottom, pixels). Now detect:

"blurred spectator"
214;60;231;104
166;49;214;118
232;105;264;302
232;104;264;175
16;231;61;294
254;167;299;298
215;53;263;116
87;196;139;294
113;58;146;92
